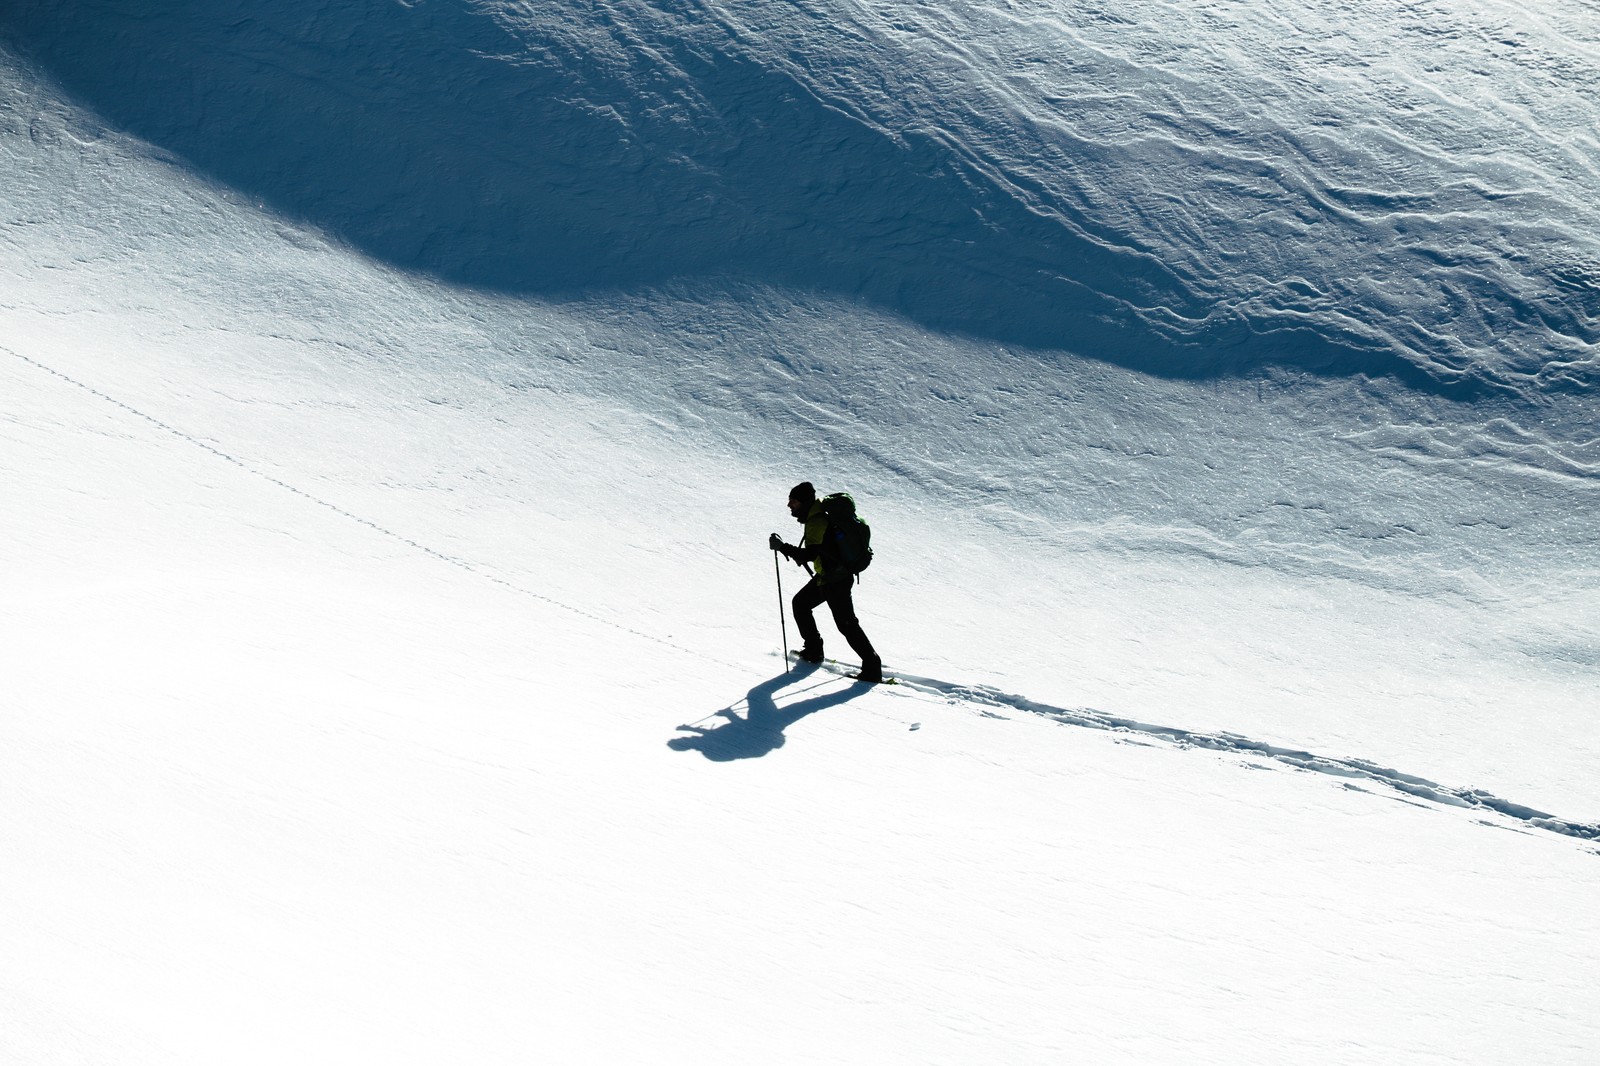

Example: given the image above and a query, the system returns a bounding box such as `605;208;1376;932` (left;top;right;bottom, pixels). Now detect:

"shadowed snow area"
6;0;1599;394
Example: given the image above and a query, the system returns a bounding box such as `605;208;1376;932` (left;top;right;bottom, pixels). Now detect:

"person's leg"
824;581;880;671
791;578;827;660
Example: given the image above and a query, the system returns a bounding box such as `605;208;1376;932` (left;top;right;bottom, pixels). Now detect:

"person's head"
787;481;816;519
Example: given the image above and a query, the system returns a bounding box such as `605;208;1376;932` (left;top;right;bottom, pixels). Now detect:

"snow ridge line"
6;347;745;672
877;666;1600;844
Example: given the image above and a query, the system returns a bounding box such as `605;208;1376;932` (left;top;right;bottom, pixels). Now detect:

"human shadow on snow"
669;665;871;762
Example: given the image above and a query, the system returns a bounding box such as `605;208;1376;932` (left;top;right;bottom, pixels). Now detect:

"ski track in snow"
757;658;1600;846
2;344;747;674
14;340;1594;850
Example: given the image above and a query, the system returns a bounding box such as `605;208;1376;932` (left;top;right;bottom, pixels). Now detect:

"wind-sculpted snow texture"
5;0;1598;397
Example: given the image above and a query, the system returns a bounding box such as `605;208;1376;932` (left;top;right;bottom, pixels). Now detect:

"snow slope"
7;0;1600;394
3;1;1599;1062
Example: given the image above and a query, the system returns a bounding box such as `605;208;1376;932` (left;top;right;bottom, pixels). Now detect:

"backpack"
819;492;873;578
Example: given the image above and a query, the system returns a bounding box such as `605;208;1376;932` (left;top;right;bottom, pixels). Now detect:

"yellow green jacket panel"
796;500;832;581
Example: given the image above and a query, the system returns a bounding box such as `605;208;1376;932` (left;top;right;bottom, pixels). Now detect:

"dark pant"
793;577;879;665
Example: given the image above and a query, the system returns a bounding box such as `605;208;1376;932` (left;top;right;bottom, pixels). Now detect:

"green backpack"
820;492;873;577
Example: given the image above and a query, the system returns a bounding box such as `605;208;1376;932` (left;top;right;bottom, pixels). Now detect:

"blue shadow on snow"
0;0;1478;391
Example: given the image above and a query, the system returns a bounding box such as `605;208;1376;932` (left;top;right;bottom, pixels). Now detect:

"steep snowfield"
3;1;1599;1062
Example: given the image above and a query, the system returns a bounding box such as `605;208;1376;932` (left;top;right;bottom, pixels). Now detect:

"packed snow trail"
870;665;1600;845
668;655;1600;846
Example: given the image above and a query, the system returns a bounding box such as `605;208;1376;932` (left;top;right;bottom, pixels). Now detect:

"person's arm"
768;521;824;567
768;532;807;564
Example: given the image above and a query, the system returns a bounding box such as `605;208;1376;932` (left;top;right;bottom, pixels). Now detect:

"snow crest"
4;0;1598;397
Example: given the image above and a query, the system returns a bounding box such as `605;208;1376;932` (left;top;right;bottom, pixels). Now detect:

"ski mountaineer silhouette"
769;481;884;683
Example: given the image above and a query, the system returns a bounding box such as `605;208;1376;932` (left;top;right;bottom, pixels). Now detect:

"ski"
789;650;898;684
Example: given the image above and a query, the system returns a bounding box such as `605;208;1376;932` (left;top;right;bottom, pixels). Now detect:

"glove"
769;533;786;553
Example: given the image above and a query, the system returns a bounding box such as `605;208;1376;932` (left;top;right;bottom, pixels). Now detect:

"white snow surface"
3;1;1599;1063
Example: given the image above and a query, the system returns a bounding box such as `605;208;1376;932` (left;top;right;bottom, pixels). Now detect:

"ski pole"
774;549;790;671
